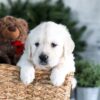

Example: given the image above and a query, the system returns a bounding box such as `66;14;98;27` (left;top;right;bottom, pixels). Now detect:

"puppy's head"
25;21;74;69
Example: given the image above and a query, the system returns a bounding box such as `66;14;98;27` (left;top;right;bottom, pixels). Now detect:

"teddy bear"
0;16;28;65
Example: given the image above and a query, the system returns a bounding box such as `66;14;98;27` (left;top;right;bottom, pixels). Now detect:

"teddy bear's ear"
4;16;14;22
17;18;29;34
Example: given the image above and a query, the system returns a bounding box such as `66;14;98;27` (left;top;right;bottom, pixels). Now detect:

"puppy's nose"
39;53;48;64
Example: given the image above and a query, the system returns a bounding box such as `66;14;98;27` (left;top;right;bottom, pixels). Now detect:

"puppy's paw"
67;77;77;89
20;67;35;85
71;78;77;89
50;70;65;86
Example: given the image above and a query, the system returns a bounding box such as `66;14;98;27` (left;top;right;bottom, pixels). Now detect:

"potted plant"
75;60;100;100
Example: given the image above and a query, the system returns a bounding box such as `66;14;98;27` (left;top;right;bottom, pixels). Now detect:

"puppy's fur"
17;21;76;88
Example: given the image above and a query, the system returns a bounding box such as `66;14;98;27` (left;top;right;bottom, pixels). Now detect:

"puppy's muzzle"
39;53;48;65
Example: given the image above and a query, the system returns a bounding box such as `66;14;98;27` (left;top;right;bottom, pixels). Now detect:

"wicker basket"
0;64;74;100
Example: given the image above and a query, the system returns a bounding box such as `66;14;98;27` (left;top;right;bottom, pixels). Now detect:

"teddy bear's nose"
8;25;16;32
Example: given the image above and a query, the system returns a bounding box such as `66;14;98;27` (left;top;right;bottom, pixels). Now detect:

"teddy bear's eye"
35;42;39;47
51;43;57;48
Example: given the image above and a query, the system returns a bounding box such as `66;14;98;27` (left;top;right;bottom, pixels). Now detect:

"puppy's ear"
63;31;75;57
24;37;32;60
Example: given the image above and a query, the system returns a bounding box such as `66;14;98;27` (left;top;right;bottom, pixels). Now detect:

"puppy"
17;21;76;88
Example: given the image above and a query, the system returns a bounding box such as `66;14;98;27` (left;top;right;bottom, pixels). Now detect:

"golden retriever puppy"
17;21;76;88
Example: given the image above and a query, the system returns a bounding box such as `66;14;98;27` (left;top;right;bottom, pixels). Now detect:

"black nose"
39;53;48;64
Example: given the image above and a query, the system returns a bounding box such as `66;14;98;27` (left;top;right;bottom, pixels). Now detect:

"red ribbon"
11;40;24;55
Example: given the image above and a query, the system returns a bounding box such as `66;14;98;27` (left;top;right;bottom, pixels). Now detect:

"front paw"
20;67;35;85
50;71;65;86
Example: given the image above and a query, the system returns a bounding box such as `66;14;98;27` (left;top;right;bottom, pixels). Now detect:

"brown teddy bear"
0;16;28;65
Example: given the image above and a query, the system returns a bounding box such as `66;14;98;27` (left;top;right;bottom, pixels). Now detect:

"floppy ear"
24;36;32;60
63;32;75;57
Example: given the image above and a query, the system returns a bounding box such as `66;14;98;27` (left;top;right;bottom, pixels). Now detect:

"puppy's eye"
35;42;39;47
51;43;57;48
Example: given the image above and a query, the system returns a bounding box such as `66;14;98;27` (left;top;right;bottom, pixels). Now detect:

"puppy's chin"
33;60;59;70
33;62;50;70
36;65;50;70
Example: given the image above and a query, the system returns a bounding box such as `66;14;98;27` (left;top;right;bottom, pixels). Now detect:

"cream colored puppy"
17;21;76;88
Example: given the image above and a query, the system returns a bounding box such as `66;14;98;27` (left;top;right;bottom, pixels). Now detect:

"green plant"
0;3;9;17
0;0;86;59
76;60;100;87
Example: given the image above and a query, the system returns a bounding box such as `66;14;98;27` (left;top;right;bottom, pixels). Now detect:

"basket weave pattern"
0;64;73;100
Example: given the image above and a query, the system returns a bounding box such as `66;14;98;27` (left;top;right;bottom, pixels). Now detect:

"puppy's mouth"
39;61;48;66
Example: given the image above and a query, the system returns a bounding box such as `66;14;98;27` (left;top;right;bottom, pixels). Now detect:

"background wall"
63;0;100;64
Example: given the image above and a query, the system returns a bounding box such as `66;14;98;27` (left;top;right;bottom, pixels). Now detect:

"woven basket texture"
0;64;73;100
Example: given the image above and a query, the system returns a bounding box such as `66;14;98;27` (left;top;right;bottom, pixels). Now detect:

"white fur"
17;21;76;88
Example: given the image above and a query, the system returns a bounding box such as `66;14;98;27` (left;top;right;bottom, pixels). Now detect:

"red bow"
11;40;24;55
